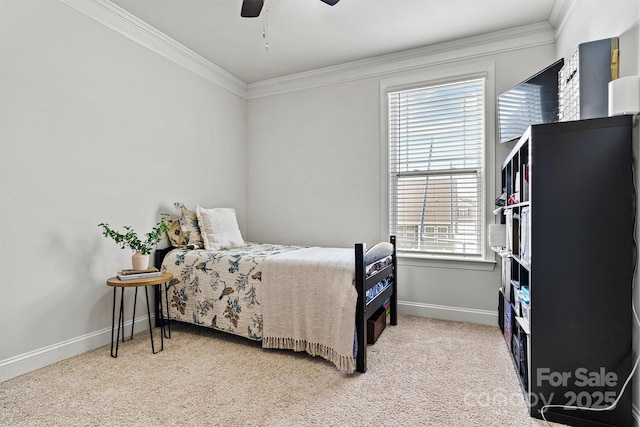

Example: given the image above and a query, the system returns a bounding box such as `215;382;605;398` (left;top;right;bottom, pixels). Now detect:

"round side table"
107;272;173;358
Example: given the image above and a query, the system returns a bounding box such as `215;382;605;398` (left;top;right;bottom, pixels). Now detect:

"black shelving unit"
498;115;634;427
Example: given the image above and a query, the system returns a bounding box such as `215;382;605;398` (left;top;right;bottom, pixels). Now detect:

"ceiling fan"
241;0;340;18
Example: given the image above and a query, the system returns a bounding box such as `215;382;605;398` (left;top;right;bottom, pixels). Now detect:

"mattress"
160;242;301;340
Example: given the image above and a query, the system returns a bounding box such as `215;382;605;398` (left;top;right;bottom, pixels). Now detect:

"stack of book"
117;267;162;281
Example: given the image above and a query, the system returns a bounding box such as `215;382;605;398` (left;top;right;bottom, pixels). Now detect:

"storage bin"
367;307;387;344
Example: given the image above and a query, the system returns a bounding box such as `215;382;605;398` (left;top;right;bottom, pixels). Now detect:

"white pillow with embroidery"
196;206;245;250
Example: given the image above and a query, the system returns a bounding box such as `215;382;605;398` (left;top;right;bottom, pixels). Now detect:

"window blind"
388;78;485;257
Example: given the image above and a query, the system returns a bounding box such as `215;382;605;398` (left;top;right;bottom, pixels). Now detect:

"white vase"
131;252;150;270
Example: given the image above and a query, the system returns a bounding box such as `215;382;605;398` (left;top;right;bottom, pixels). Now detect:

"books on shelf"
520;207;530;268
117;267;162;281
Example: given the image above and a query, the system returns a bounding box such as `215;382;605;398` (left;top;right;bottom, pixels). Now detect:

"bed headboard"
154;246;175;270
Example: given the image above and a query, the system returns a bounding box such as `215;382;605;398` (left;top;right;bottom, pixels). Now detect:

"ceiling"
109;0;561;84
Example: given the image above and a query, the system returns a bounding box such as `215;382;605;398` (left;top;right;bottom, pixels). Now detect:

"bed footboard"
355;236;397;373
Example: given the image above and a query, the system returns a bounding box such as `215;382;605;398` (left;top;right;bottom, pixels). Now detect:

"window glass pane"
388;78;485;257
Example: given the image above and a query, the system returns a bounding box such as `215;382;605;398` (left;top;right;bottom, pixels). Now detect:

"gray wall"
0;0;246;372
246;35;557;325
245;0;640;363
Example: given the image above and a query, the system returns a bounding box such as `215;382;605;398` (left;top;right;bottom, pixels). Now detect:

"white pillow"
196;206;245;250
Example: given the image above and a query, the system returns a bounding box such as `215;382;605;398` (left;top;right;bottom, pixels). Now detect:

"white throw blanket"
261;247;357;373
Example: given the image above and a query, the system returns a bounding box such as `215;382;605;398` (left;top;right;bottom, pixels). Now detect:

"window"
387;78;485;258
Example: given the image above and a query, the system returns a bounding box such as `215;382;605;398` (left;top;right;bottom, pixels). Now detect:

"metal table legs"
110;285;165;358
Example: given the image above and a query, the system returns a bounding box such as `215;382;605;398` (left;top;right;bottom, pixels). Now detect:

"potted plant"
98;215;170;270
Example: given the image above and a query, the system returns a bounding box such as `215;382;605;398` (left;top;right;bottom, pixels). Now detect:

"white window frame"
380;62;496;269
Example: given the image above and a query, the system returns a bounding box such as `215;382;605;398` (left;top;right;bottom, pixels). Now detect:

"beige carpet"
0;315;561;426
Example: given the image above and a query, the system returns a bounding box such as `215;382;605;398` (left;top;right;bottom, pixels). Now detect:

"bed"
154;234;397;373
153;204;396;373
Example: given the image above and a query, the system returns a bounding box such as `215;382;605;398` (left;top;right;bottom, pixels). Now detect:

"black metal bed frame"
154;236;397;373
354;236;398;372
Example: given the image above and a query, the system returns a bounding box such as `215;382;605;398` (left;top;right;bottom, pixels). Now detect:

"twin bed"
153;236;397;373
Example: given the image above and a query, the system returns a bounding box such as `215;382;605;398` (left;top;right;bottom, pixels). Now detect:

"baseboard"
398;301;498;326
1;304;496;383
0;314;155;383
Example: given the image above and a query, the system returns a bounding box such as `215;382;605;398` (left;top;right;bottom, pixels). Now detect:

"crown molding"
57;0;561;101
57;0;247;98
548;0;575;40
246;22;556;99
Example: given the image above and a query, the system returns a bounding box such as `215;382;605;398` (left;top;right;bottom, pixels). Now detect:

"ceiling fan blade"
241;0;264;17
320;0;340;5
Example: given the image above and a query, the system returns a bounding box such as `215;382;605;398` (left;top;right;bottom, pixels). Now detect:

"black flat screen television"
497;59;564;143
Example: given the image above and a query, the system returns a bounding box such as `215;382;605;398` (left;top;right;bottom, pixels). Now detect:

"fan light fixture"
241;0;340;18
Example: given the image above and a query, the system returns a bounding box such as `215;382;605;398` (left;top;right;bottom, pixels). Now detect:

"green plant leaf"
98;214;171;255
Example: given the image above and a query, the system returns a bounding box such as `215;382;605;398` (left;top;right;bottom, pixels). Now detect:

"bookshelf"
497;115;634;427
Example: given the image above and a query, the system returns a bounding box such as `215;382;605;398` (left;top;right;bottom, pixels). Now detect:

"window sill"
397;252;497;271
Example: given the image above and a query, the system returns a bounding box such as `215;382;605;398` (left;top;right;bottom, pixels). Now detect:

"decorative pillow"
174;202;204;248
165;218;190;247
195;206;245;250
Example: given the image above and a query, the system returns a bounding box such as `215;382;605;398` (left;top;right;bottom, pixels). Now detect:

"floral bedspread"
159;243;302;340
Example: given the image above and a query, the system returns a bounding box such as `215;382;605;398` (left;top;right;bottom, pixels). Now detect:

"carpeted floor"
0;315;561;426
